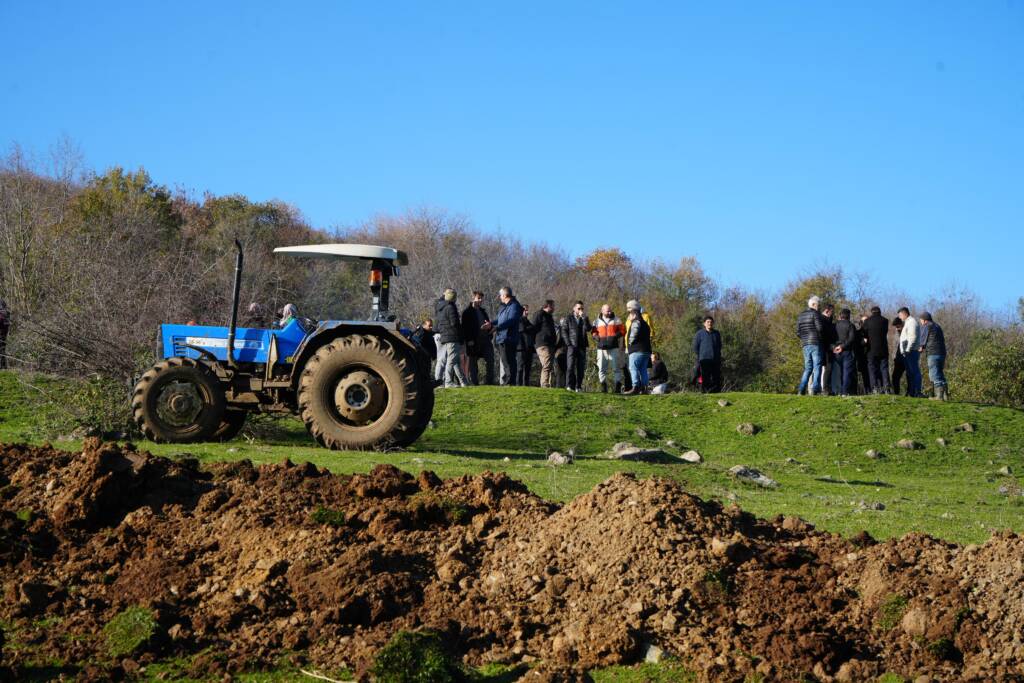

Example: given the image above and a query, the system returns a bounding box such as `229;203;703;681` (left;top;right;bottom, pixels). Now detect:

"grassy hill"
2;370;1023;545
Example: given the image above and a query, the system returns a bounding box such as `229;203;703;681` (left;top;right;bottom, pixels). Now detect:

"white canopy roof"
273;244;408;265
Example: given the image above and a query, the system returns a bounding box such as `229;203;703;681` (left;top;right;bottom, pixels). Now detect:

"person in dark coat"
560;300;591;392
493;287;523;386
462;291;495;385
692;315;723;393
862;306;892;394
796;296;825;395
831;308;858;396
819;304;837;395
516;304;538;386
918;311;948;400
532;300;558;387
554;322;568;388
435;290;468;387
649;351;670;394
410;318;437;361
855;313;871;394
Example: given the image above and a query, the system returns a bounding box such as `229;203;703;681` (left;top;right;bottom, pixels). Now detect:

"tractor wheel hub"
334;370;387;424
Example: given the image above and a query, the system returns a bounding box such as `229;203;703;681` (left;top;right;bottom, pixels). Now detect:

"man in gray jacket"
918;312;948;400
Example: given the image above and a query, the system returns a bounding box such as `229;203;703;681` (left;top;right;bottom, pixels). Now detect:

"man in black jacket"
796;296;825;395
831;309;857;396
516;304;538;386
891;317;909;396
532;300;558;387
462;291;495;385
819;303;837;396
434;290;468;388
560;300;591;392
862;306;891;394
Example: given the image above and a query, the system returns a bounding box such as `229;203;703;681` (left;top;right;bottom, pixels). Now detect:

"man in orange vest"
593;304;625;393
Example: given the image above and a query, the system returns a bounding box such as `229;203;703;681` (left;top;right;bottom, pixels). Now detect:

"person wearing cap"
560;300;592;391
435;288;468;388
493;286;524;386
917;312;948;401
623;300;652;394
897;307;922;397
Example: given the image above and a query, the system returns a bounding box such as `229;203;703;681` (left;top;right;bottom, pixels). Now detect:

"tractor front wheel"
298;334;425;450
132;358;226;443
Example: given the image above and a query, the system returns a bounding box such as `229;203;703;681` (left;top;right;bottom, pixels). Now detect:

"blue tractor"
132;242;434;450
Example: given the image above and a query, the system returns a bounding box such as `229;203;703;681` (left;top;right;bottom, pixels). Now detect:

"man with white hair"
796;295;825;395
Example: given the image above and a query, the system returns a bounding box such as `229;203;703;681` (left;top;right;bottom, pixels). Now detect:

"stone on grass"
635;427;649;439
997;465;1012;476
680;450;703;464
644;643;664;664
547;452;572;466
896;439;923;450
717;399;730;408
858;501;886;511
728;465;778;488
936;438;948;447
954;422;975;433
736;423;759;436
606;444;675;463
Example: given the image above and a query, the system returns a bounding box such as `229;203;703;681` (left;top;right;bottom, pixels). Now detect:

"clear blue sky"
2;1;1022;310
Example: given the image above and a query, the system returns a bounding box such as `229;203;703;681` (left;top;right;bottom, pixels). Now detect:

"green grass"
590;660;697;682
103;606;158;657
877;594;909;632
3;371;1024;544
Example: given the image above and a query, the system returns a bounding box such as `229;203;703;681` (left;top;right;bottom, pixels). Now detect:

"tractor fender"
288;322;418;390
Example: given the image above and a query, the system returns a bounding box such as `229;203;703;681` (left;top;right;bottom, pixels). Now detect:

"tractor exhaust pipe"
226;239;243;368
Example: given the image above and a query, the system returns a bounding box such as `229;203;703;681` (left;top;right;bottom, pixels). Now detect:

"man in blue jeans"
897;307;922;397
918;311;948;401
832;308;858;396
796;295;825;395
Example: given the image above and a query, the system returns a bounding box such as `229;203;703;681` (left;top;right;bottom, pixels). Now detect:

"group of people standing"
415;288;676;394
796;295;949;399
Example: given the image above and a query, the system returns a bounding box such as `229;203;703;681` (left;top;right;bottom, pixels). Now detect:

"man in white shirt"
897;307;922;397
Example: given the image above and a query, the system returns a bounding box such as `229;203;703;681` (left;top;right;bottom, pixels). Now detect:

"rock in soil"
2;438;1024;680
680;450;703;464
736;423;760;436
896;439;923;450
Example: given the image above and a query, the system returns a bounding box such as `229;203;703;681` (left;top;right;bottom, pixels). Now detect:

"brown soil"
2;439;1023;681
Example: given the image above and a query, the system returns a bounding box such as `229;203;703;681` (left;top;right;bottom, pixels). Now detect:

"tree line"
2;143;1022;411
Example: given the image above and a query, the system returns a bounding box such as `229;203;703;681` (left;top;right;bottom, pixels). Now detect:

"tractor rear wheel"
391;346;434;447
298;334;426;450
213;409;248;442
132;358;226;443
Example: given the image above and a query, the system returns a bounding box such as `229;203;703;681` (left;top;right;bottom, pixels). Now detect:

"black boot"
614;381;622;394
600;381;608;393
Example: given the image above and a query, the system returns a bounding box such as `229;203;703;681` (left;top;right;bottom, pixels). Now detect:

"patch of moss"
926;637;956;661
310;506;347;527
877;594;908;631
372;630;463;683
103;606;158;657
16;508;33;523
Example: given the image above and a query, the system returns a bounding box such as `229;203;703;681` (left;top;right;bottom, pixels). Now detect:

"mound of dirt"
2;439;1023;681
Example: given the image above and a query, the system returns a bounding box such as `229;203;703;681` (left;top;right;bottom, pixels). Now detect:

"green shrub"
949;329;1024;408
371;630;464;683
103;606;158;657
